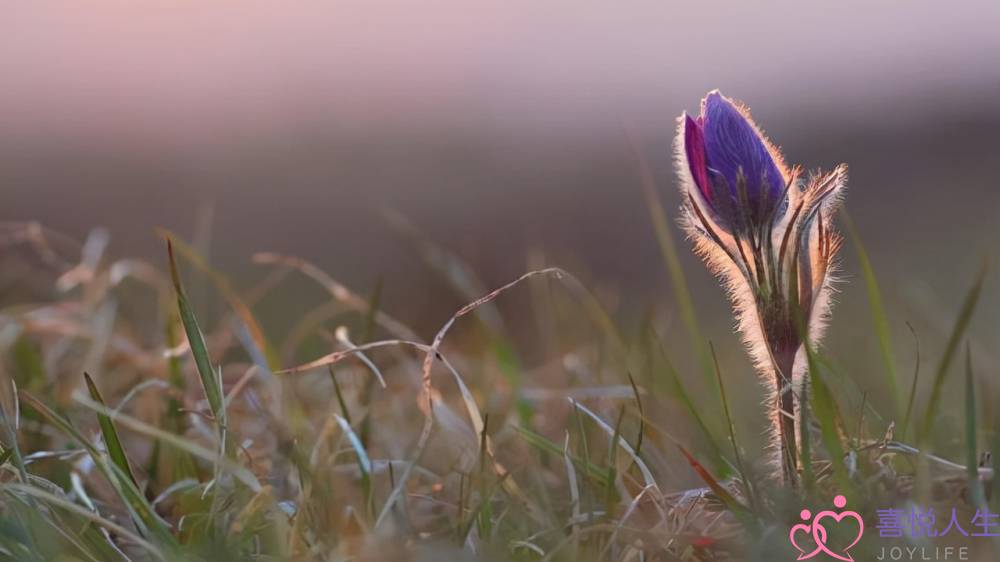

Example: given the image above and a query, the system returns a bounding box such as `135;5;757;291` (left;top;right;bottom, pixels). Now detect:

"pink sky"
3;1;999;145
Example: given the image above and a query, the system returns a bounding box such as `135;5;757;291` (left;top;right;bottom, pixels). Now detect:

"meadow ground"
0;207;996;561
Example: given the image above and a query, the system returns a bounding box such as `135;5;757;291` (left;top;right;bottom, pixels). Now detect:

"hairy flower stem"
676;91;848;489
772;346;799;488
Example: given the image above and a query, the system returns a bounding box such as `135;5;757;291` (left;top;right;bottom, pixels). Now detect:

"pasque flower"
676;90;847;486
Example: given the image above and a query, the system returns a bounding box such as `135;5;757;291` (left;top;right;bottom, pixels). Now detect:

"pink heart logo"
788;496;864;561
789;521;825;560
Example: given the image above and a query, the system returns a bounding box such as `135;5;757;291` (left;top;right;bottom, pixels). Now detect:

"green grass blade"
604;405;625;511
626;372;645;456
83;373;138;489
3;484;166;562
329;367;352;426
708;343;758;511
919;262;986;443
842;211;900;414
650;331;727;474
475;415;494;540
964;345;987;508
805;345;853;495
11;336;46;393
19;391;176;547
458;472;510;544
166;239;228;454
570;399;656;489
799;379;815;494
900;323;922;442
160;307;198;483
158;229;278;370
632;137;716;393
360;277;383;344
73;393;262;492
512;425;608;483
0;381;30;485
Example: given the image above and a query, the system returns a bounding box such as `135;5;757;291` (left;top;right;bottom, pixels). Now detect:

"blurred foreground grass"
0;212;997;561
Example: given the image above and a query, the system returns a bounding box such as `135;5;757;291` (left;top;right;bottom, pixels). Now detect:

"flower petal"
701;91;785;206
683;114;712;203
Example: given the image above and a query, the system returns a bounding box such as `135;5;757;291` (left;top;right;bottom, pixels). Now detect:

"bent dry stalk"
674;90;847;487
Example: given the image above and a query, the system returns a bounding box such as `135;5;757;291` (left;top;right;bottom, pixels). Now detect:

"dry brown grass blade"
677;445;750;517
252;252;421;342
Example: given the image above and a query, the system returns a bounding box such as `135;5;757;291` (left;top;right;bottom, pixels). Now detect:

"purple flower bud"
682;91;788;220
675;89;850;487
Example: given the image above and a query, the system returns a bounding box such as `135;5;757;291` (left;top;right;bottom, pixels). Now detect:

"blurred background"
3;1;1000;425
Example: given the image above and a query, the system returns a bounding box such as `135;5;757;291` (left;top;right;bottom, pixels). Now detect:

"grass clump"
0;210;995;562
